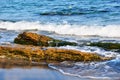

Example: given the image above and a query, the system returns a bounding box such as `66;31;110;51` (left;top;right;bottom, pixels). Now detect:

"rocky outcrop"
14;32;77;47
0;32;113;64
0;44;111;62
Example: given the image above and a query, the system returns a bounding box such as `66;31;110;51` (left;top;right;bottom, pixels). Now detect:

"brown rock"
0;44;112;62
14;32;53;46
14;32;77;47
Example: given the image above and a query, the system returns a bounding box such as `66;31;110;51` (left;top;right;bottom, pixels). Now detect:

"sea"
0;0;120;80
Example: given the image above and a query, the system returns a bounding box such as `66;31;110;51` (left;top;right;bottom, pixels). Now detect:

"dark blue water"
0;0;120;25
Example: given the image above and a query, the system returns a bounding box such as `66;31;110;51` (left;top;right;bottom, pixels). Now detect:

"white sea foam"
48;63;116;80
50;46;120;79
0;21;120;37
59;45;120;58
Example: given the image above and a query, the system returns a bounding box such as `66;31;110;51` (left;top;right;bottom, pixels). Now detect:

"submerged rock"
0;44;111;62
14;32;77;47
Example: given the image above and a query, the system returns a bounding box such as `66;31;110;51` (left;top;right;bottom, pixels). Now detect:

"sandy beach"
0;58;81;80
0;65;82;80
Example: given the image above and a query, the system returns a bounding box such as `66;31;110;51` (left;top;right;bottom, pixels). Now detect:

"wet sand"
0;58;82;80
0;66;82;80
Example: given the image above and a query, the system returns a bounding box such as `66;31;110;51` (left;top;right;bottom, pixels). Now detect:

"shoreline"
0;58;82;80
0;67;82;80
0;32;119;80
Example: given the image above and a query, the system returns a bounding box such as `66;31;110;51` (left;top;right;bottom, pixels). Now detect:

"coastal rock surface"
14;32;77;47
0;32;112;65
0;44;111;62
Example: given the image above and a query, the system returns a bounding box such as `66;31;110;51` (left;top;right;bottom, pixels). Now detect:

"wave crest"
0;21;120;38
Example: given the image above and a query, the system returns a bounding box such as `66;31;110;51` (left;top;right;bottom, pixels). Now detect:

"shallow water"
0;67;82;80
49;60;120;80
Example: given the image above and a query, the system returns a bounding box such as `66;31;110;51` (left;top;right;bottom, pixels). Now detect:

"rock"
0;44;112;62
88;42;120;52
0;58;48;68
14;32;77;47
59;61;74;67
0;28;7;30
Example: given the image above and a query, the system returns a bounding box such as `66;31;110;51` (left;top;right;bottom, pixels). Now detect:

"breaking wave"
0;21;120;38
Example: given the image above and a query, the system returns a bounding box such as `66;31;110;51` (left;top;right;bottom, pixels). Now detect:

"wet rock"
88;42;120;52
14;32;77;47
0;58;48;68
60;61;74;67
0;44;111;62
0;28;7;30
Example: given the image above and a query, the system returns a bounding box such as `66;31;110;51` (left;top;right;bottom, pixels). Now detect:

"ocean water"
0;0;120;79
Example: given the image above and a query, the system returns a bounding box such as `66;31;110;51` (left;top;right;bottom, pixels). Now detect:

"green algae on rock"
0;44;111;62
14;32;77;47
88;42;120;51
